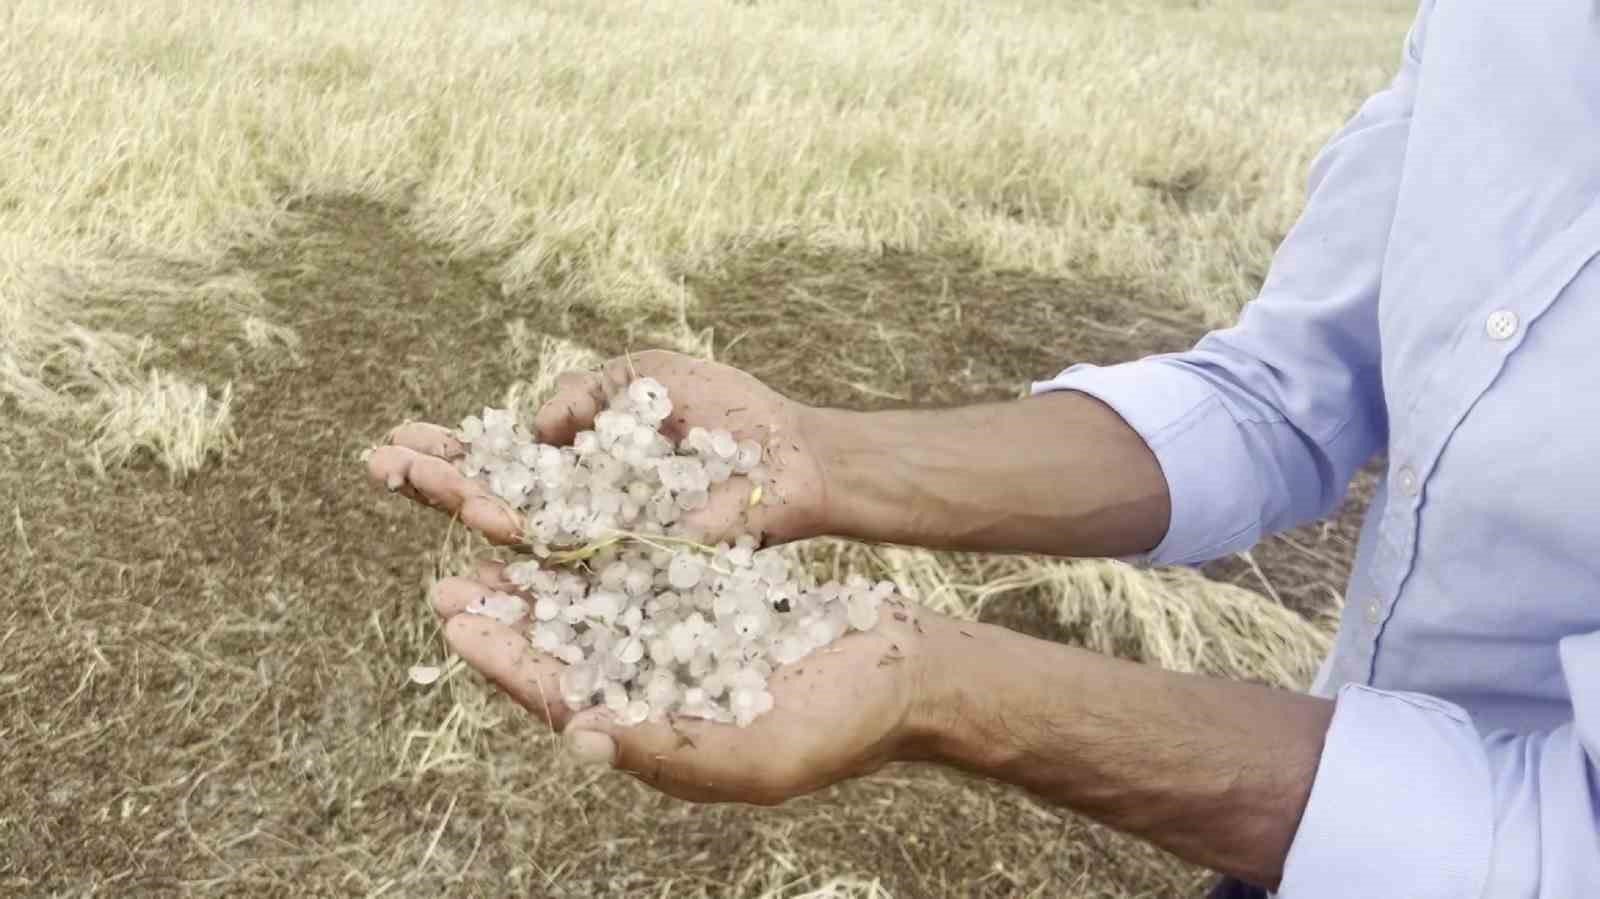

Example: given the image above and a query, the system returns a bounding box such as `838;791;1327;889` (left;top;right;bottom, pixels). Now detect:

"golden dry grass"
3;0;1411;453
0;0;1412;895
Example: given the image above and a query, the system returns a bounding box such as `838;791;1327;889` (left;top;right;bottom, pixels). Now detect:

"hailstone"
430;375;904;727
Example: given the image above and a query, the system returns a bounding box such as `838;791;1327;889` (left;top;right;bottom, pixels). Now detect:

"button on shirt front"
1485;308;1519;341
1032;2;1600;895
1394;464;1419;498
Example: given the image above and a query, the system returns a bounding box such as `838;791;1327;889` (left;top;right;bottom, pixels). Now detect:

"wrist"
794;403;868;541
899;617;1098;777
897;616;1021;769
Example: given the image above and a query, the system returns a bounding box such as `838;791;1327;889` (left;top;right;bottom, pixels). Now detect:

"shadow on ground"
1;197;1365;896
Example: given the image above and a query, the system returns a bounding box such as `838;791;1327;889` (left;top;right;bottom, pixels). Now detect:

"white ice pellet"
685;427;711;455
408;665;443;685
733;612;767;639
733;440;762;473
619;604;644;631
533;596;562;621
622;567;652;597
702;671;728;699
585;590;623;623
444;376;910;728
560;662;597;704
773;635;808;665
667;554;703;590
465;592;529;626
708;429;738;461
669;624;697;663
622;699;651;726
599;560;629;589
533;624;564;653
627;377;669;411
847;595;881;631
603;681;628;713
644;672;678;707
614;635;645;665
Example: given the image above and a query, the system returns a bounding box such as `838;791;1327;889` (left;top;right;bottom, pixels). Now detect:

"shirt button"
1364;599;1382;627
1485;309;1519;341
1396;464;1420;497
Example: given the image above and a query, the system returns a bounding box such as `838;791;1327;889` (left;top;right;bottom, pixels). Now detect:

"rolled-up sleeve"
1033;1;1435;567
1277;630;1600;897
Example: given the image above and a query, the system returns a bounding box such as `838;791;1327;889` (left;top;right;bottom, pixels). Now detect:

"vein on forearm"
921;621;1333;889
811;391;1171;558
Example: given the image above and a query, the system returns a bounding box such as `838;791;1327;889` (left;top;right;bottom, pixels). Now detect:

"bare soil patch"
3;197;1362;896
684;241;1203;411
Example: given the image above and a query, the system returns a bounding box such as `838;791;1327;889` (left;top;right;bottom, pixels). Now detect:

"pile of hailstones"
443;376;894;728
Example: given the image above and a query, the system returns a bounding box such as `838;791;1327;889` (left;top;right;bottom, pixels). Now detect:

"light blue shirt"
1032;2;1600;895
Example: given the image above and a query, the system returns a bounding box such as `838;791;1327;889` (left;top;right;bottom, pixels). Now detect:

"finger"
533;354;666;445
366;443;424;494
473;559;513;589
444;614;572;730
532;368;612;446
402;453;524;543
561;707;704;796
368;445;525;542
431;576;485;618
429;574;520;620
388;421;465;460
429;563;523;619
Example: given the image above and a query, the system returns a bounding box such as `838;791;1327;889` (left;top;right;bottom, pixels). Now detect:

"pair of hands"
366;351;945;804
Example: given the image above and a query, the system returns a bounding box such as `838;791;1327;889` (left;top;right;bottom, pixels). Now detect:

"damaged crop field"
1;1;1410;896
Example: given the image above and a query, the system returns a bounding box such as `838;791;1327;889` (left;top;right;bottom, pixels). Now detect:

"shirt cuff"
1030;360;1265;567
1276;684;1493;898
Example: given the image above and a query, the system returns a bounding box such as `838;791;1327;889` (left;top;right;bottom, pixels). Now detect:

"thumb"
562;706;719;791
563;707;621;768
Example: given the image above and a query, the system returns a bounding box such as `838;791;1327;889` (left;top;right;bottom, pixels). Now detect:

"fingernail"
385;472;404;491
566;729;618;767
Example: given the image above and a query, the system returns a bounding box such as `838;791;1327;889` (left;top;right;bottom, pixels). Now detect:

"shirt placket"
1354;234;1600;685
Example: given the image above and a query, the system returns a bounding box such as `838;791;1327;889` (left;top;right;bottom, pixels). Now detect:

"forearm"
906;617;1334;889
804;391;1170;558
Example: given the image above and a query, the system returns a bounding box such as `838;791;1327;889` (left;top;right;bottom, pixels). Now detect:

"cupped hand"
365;349;828;548
431;561;942;805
